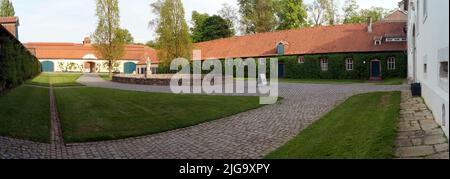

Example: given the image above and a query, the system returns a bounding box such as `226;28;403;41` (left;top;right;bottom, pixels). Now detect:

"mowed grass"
55;87;263;143
0;86;50;143
26;73;84;87
266;92;401;159
98;73;112;81
279;78;406;85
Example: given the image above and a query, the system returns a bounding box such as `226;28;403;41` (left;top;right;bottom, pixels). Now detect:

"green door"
41;61;54;72
124;62;136;74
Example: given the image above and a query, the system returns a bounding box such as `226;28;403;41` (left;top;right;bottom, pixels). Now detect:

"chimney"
83;37;91;45
0;16;19;38
367;17;373;33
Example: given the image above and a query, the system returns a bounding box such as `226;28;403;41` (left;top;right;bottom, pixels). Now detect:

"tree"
145;40;157;48
218;3;239;35
275;0;308;30
360;7;391;23
195;15;233;42
342;0;364;24
151;0;192;67
190;11;210;42
308;0;328;26
238;0;276;34
0;0;15;17
92;0;125;77
324;0;339;25
117;28;134;44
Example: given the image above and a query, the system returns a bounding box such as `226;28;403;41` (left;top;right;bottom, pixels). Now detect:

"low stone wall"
112;74;233;86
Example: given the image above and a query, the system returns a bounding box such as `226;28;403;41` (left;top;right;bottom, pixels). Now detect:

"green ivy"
0;37;41;94
283;52;407;80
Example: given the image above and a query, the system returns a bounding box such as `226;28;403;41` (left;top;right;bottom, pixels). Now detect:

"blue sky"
12;0;399;43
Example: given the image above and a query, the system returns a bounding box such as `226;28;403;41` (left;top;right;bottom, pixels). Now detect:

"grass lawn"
0;86;50;143
279;78;406;85
99;73;112;81
265;91;401;159
55;87;263;143
26;73;84;87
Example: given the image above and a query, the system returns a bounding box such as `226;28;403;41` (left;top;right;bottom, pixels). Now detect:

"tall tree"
359;7;391;23
342;0;363;24
218;3;239;35
152;0;192;67
275;0;308;30
308;0;328;26
193;15;233;42
238;0;276;34
190;11;210;42
324;0;339;25
117;28;134;44
92;0;125;77
0;0;15;17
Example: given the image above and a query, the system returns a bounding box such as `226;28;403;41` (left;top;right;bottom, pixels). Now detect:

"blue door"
278;63;285;78
41;61;54;72
371;61;381;78
124;62;136;74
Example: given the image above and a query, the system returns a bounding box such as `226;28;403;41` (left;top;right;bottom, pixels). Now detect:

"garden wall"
0;26;41;94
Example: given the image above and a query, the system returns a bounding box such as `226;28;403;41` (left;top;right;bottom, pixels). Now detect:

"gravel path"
0;74;409;159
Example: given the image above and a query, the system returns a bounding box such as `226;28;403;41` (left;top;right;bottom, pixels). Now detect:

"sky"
12;0;400;44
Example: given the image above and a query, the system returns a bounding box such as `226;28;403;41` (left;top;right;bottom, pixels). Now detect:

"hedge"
0;35;41;94
283;52;407;80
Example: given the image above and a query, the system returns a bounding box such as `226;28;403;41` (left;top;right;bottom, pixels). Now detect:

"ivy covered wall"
282;52;407;80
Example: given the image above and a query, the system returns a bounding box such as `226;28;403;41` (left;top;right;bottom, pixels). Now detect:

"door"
371;60;381;79
278;63;285;78
41;61;54;72
124;62;136;74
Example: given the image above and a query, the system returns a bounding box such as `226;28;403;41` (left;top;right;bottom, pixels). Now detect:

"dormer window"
374;36;383;45
276;42;286;56
375;40;382;45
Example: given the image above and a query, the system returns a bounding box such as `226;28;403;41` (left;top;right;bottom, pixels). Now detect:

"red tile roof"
0;16;19;24
24;42;159;64
195;22;407;59
381;10;407;23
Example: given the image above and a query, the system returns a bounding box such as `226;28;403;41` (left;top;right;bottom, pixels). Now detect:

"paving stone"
434;143;449;152
396;146;435;157
423;135;447;145
424;152;449;159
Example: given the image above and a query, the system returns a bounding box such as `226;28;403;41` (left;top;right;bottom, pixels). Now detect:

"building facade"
405;0;449;138
25;37;159;74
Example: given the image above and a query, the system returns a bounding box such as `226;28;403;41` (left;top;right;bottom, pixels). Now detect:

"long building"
404;0;449;138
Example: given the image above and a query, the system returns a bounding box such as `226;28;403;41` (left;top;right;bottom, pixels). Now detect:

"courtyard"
4;73;444;159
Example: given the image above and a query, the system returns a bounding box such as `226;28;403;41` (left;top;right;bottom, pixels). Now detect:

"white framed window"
387;57;396;70
440;61;449;79
345;58;354;71
320;58;328;72
298;56;305;64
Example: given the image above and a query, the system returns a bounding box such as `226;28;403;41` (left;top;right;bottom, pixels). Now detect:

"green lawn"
55;87;263;143
280;78;365;84
99;73;112;81
371;78;406;85
26;73;84;87
266;92;401;159
0;86;50;143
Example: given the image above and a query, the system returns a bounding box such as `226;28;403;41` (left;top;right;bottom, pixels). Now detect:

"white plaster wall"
38;59;139;73
408;0;449;138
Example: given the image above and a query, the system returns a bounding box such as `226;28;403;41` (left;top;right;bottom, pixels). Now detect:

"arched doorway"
124;62;136;74
370;59;382;80
41;61;54;72
84;62;96;73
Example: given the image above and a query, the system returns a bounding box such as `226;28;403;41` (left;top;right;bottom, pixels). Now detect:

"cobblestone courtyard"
0;74;446;159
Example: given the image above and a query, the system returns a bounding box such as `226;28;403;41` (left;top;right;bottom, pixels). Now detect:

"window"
424;63;427;74
298;56;305;64
423;0;428;23
440;61;449;79
345;58;354;71
320;59;328;72
387;57;396;70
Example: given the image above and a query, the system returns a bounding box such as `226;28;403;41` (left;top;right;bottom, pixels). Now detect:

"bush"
283;52;407;80
0;36;41;94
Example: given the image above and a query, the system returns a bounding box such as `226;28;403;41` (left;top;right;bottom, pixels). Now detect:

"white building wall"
407;0;449;138
38;59;139;73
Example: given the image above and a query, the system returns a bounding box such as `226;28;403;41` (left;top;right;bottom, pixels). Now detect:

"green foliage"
238;0;276;33
283;52;407;80
92;0;125;77
0;37;41;93
342;0;392;24
191;15;233;42
152;0;192;68
117;28;134;44
0;0;14;17
190;11;210;42
275;0;308;30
